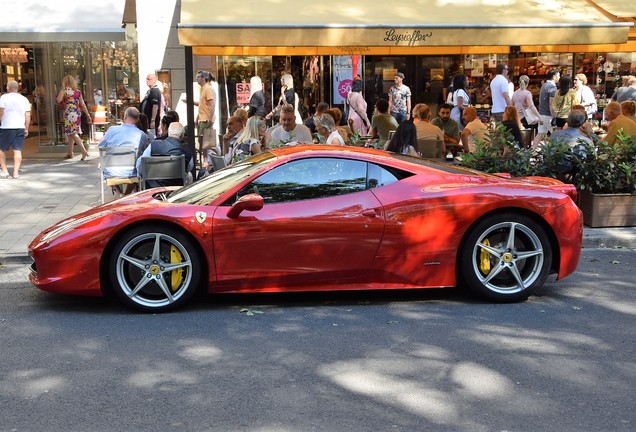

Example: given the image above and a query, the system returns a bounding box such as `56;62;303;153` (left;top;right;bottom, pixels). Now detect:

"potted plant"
575;130;636;227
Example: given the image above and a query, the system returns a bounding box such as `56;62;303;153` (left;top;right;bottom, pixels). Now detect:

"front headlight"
40;210;114;243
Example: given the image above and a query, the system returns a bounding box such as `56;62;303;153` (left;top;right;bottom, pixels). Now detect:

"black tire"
459;213;552;302
107;226;202;312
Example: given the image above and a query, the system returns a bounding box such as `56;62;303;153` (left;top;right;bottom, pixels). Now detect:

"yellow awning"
590;1;636;18
178;0;632;54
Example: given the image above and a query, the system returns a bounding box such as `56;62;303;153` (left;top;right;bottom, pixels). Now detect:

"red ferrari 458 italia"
29;145;582;312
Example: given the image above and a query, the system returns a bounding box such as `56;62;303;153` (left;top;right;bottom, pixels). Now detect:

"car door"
212;157;385;288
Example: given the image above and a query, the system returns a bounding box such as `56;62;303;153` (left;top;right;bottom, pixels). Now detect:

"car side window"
367;162;402;189
237;157;367;204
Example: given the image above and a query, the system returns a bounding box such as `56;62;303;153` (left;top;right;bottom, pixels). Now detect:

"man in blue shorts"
0;80;31;179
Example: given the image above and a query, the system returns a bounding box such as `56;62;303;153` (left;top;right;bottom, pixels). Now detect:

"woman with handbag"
450;74;469;132
512;75;542;147
346;77;371;135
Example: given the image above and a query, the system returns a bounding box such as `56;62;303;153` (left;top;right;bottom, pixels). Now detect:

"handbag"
202;127;218;151
523;107;539;125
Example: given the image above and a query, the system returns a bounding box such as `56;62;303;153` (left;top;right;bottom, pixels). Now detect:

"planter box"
579;191;636;227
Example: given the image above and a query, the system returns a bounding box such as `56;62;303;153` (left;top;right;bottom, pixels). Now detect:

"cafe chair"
139;154;187;190
210;154;227;171
99;146;139;203
417;137;443;159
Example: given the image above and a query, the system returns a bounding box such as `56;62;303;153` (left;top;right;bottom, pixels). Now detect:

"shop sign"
383;29;433;46
382;69;398;81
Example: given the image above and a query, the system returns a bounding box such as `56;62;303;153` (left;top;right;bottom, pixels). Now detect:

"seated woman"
384;121;419;157
501;106;523;147
315;113;345;145
325;107;350;144
228;116;264;163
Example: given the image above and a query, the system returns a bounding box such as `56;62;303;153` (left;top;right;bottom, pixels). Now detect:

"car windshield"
167;151;276;205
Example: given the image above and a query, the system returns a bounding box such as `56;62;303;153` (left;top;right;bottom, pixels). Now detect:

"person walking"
388;72;411;124
512;75;542;147
533;69;560;147
490;64;512;122
0;80;31;179
56;75;91;160
347;77;370;135
574;73;597;120
450;74;470;132
552;76;580;129
248;76;266;118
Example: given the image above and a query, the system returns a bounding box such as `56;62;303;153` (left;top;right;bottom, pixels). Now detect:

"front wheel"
107;226;202;312
459;213;552;302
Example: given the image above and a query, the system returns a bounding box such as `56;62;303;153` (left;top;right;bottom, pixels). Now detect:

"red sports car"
29;145;582;312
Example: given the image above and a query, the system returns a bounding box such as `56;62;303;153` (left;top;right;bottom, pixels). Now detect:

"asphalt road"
0;248;634;432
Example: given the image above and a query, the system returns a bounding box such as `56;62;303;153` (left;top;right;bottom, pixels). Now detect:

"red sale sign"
236;83;251;104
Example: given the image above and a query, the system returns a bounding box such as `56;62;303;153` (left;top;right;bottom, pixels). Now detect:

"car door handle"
362;209;378;218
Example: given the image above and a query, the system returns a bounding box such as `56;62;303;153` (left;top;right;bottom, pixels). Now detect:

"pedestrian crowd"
3;66;635;190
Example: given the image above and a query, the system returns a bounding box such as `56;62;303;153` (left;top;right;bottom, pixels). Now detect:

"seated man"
549;109;592;147
304;102;329;135
460;106;488;153
221;115;244;156
603;101;636;146
137;122;194;189
369;98;398;149
99;107;148;194
268;105;313;146
431;103;460;153
413;103;445;153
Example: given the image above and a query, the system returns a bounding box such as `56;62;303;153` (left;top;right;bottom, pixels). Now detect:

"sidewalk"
1;140;636;265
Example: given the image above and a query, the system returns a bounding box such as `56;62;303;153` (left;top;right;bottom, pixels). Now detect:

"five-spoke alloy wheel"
108;226;202;312
460;213;552;302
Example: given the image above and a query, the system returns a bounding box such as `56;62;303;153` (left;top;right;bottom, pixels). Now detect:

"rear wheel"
459;213;552;302
108;226;201;312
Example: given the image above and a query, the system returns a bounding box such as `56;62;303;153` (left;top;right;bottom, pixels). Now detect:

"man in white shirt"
461;106;488;153
490;64;512;122
268;105;312;146
0;80;31;179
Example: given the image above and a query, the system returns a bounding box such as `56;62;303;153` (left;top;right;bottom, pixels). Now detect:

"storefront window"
576;52;635;99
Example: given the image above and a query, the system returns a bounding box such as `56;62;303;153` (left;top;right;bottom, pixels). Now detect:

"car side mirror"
227;193;264;219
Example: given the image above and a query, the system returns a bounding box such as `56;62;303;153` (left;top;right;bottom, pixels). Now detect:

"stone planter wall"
579;191;636;228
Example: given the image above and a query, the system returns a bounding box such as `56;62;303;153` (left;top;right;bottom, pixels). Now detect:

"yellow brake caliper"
479;238;491;275
170;245;184;292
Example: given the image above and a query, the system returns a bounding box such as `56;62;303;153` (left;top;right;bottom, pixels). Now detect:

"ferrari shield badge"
195;211;207;224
